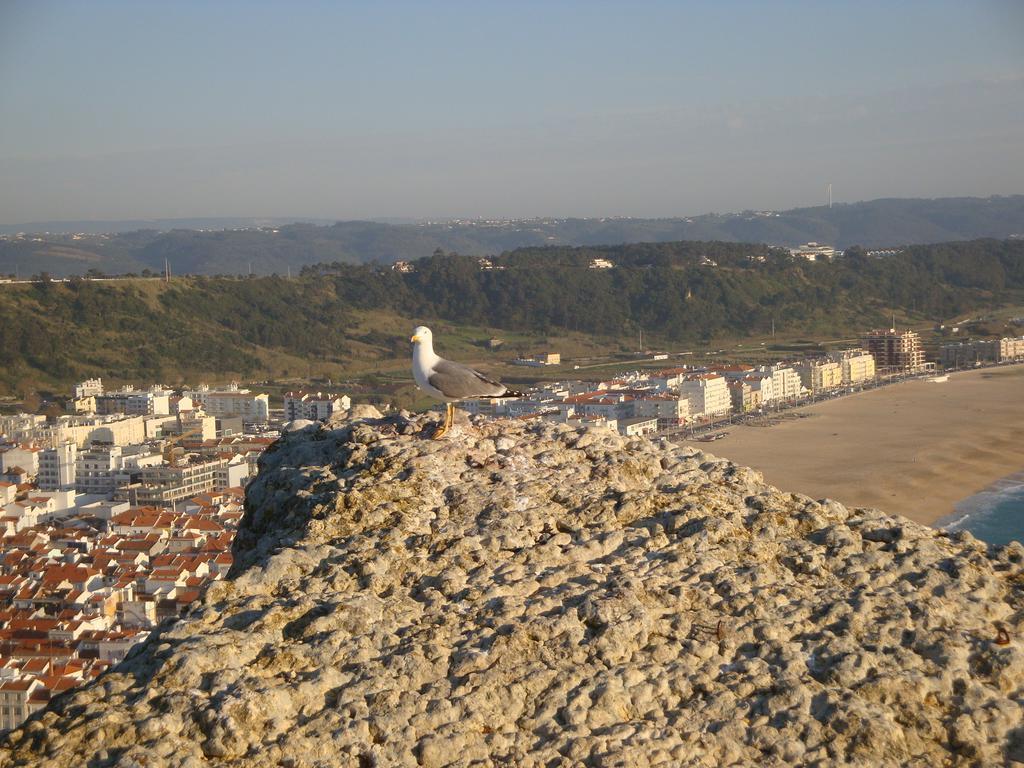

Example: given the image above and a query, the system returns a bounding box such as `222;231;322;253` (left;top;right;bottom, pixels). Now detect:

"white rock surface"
2;414;1022;767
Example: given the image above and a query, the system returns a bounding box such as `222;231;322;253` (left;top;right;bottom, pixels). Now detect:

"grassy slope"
1;268;1021;411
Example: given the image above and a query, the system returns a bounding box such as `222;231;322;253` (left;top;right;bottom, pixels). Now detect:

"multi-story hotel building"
863;329;925;373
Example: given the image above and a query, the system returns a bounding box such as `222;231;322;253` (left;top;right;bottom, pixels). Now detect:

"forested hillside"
2;196;1022;277
0;238;1021;396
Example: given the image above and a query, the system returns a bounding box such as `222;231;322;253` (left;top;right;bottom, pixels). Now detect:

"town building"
73;378;104;399
184;385;270;425
115;456;242;508
0;679;43;732
863;329;926;373
999;336;1024;361
75;446;128;495
678;374;731;419
828;349;877;385
727;379;764;413
789;242;837;261
796;359;844;394
633;395;690;428
0;415;46;443
95;386;171;417
561;391;636;421
617;417;659;438
0;445;42;478
283;392;351;422
37;442;77;491
939;336;1024;368
513;352;561;367
761;365;805;401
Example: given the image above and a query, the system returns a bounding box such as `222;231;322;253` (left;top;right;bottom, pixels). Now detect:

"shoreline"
683;365;1024;526
936;469;1024;530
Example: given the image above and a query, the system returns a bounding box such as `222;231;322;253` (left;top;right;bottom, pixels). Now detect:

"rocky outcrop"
2;413;1023;767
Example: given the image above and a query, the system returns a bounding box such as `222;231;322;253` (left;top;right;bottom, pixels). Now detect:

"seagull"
410;325;524;438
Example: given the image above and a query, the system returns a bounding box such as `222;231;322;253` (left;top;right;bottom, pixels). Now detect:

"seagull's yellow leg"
432;403;454;439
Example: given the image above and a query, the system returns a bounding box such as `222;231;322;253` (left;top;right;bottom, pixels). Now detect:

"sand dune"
687;365;1024;525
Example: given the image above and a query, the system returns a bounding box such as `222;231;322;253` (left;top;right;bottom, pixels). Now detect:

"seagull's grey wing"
428;359;507;399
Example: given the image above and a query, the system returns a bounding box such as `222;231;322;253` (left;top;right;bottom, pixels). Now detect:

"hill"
2;414;1021;766
2;196;1023;277
0;239;1022;398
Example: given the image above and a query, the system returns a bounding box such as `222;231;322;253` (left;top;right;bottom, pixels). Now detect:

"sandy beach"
683;365;1024;526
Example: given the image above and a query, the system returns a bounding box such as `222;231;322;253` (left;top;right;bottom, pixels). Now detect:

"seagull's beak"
410;334;420;343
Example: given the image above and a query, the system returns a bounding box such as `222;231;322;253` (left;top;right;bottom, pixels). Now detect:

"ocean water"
940;473;1024;546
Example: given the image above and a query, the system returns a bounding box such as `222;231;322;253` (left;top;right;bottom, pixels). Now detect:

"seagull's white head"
410;325;432;346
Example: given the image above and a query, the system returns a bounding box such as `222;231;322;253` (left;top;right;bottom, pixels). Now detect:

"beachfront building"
760;365;805;401
828;349;877;385
1000;336;1024;361
940;336;1024;368
863;329;926;373
939;340;998;369
796;359;844;394
633;394;690;429
727;379;764;413
678;374;731;419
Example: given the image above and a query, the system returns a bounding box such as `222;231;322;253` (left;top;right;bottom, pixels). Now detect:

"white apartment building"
186;385;270;424
161;413;217;442
75;446;128;495
678;374;731;419
762;365;805;401
0;414;46;442
0;679;42;732
617;417;659;437
0;445;42;476
95;386;171;417
38;442;77;491
117;456;232;507
797;359;844;394
746;373;775;404
283;392;351;422
828;349;877;385
215;457;251;490
651;369;689;391
31;414;149;449
73;378;104;399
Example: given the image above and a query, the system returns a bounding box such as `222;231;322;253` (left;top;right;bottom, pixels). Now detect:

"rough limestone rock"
2;414;1023;767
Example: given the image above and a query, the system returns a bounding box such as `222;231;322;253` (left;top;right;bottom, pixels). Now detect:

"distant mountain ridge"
1;195;1022;277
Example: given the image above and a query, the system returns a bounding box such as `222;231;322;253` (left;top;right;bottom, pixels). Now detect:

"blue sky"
0;1;1022;222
